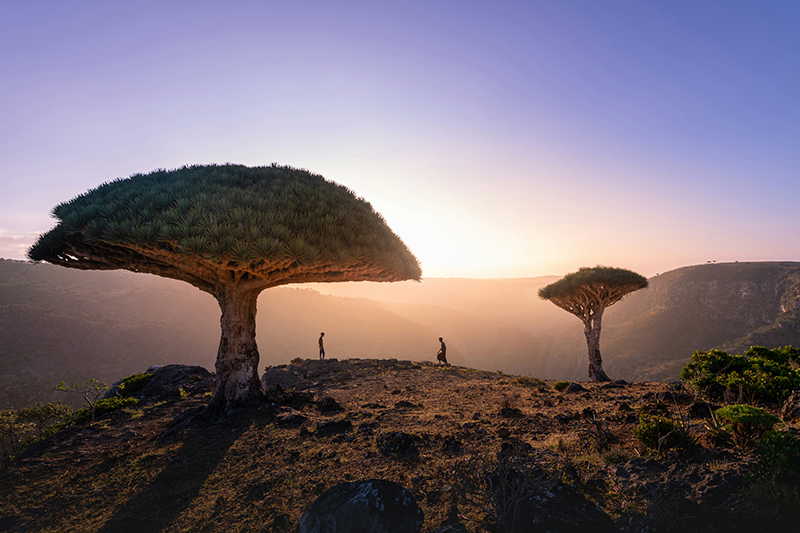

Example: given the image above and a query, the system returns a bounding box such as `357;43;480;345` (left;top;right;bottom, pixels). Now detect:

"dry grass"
0;359;769;532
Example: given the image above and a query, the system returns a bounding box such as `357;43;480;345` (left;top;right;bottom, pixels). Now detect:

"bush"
734;429;800;531
73;397;139;423
116;372;154;397
633;414;690;452
17;402;73;437
736;477;800;531
751;430;800;484
715;404;779;448
553;380;570;392
680;346;800;403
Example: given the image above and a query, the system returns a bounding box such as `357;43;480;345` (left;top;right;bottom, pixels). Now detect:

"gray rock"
261;365;301;389
511;483;614;533
104;364;212;401
318;396;344;412
688;401;720;419
315;419;353;436
565;382;588;393
299;479;423;533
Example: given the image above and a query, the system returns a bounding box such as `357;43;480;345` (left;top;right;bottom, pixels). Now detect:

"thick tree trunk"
583;308;611;382
206;287;264;413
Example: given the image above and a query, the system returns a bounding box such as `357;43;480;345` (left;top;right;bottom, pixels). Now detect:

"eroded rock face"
299;479;423;533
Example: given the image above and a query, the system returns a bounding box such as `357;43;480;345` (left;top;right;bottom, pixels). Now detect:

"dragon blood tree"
538;266;647;382
28;164;421;412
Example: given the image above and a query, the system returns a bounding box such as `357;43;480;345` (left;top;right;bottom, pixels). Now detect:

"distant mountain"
2;259;799;408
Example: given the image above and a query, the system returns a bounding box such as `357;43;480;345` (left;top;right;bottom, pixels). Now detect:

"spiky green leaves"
29;164;421;289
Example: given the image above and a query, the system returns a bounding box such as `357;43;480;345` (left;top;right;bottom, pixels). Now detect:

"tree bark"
583;308;611;382
206;287;264;413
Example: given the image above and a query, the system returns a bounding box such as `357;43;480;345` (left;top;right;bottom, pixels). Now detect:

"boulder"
315;419;353;437
318;396;344;412
105;364;212;402
261;365;301;389
565;382;588;393
511;483;614;533
299;479;424;533
688;401;720;419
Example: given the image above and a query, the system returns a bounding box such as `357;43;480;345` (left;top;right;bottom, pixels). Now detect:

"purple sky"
2;1;798;278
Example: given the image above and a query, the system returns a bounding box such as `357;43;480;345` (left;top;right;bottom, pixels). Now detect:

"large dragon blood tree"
28;164;421;412
538;266;648;382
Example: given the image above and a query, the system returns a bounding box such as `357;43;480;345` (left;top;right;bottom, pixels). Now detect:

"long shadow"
97;414;250;533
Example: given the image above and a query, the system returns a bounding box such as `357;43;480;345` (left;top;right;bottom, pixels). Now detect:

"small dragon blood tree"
29;164;421;413
539;266;648;381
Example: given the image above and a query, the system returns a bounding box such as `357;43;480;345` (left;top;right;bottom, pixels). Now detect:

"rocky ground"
0;358;794;532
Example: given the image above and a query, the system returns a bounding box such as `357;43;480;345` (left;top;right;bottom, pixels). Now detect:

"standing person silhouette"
318;332;325;360
437;337;449;366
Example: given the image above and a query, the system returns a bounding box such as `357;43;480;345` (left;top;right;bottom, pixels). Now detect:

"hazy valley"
2;259;799;409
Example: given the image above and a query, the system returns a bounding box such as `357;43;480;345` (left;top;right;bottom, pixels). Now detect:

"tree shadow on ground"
97;414;250;533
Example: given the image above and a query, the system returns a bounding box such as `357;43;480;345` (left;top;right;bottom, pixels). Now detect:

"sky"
1;1;799;279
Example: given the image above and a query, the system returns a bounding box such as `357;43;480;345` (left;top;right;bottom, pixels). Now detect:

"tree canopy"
538;266;648;317
28;164;421;292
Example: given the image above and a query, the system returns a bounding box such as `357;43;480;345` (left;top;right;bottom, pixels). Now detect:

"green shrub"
17;401;73;437
73;397;139;423
736;477;800;531
703;410;734;447
553;380;570;392
751;430;800;484
116;372;154;397
633;414;689;452
715;405;780;448
680;346;800;403
290;357;304;365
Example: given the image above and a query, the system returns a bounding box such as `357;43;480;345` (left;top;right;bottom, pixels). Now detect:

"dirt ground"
0;358;786;532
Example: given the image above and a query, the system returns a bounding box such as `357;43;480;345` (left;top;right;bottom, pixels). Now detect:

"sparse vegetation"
715;404;780;448
737;430;800;530
680;345;800;403
703;409;733;447
72;397;140;423
451;449;558;533
633;413;692;453
116;372;155;397
0;358;796;532
553;380;570;392
53;378;108;420
1;402;74;459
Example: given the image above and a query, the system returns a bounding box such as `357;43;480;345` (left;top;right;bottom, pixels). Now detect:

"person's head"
438;337;443;342
321;332;325;337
